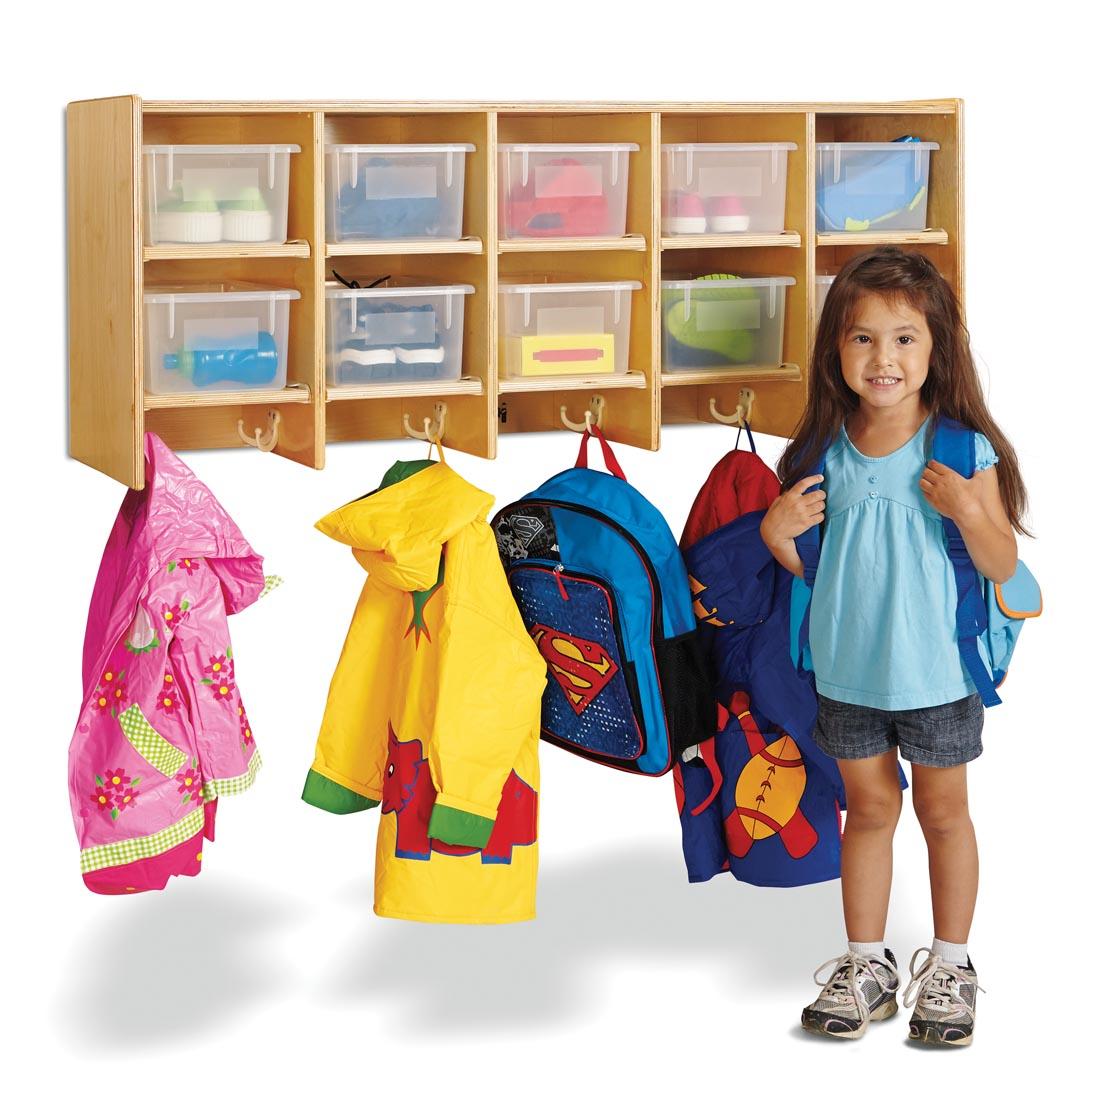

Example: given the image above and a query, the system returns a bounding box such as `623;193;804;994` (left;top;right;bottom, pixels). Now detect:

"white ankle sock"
849;940;886;959
932;937;969;966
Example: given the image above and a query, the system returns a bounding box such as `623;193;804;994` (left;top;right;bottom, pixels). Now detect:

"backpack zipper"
496;498;664;640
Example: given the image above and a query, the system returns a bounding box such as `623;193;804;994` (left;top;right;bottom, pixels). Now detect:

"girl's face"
838;293;932;416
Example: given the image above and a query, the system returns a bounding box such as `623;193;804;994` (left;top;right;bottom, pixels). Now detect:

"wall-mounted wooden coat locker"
66;97;963;488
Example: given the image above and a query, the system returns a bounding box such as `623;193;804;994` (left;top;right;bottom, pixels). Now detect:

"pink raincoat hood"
81;434;265;697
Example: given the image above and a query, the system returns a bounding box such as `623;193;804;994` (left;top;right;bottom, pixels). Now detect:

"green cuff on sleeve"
428;803;494;848
302;769;379;815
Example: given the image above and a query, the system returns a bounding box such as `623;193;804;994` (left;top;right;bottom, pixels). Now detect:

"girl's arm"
920;461;1018;583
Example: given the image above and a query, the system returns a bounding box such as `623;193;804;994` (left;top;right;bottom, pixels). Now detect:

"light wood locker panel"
494;110;657;450
813;104;962;297
657;110;812;439
320;109;493;459
67;95;143;487
141;110;324;471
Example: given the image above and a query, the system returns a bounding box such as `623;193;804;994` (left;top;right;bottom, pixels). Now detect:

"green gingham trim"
261;575;283;599
201;750;263;801
80;805;205;874
118;704;187;777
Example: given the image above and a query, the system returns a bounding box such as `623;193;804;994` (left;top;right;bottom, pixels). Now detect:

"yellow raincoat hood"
316;458;492;591
303;457;546;924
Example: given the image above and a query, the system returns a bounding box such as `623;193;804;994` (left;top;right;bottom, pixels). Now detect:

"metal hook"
560;394;605;433
236;409;281;452
709;387;756;427
403;402;447;443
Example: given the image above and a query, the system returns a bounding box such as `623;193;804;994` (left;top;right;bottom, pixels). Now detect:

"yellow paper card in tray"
516;333;616;376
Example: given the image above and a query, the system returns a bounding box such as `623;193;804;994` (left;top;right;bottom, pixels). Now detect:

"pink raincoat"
69;434;270;894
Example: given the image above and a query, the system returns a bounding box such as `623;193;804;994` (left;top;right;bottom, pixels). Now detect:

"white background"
3;2;1092;1093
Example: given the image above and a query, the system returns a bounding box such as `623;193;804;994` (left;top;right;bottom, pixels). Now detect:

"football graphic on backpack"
725;691;818;859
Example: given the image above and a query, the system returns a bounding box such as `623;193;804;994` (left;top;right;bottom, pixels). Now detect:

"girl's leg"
801;750;904;1038
910;762;977;942
837;750;904;941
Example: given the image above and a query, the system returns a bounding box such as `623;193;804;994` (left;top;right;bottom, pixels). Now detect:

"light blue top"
807;415;999;710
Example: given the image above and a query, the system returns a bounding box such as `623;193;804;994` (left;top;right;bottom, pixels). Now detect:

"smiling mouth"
868;377;900;387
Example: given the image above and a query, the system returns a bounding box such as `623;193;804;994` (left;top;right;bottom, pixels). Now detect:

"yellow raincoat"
302;454;546;923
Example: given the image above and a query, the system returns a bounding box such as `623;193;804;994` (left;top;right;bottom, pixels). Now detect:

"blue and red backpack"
492;427;713;776
678;426;847;887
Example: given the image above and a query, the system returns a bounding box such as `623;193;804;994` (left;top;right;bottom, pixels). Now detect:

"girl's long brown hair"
777;247;1030;535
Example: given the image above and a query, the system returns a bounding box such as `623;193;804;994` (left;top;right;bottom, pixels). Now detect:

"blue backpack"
492;427;713;775
793;416;1041;707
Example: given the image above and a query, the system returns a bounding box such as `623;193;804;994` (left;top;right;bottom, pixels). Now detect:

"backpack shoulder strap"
791;444;828;672
931;416;1000;706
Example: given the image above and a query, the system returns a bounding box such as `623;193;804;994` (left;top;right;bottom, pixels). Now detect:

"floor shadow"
51;881;303;1052
319;845;854;1036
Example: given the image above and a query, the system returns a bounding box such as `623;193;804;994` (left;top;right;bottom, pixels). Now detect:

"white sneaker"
801;948;900;1039
903;948;983;1047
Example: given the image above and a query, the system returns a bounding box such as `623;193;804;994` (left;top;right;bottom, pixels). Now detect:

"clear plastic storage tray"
815;275;836;324
498;144;638;239
499;279;641;378
144;283;299;395
662;143;796;235
815;141;939;232
325;144;474;242
325;278;473;387
143;145;300;245
661;275;794;371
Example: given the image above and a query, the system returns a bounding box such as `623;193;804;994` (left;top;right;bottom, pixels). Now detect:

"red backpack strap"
575;425;627;481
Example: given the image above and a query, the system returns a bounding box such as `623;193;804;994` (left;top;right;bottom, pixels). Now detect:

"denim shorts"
813;692;984;768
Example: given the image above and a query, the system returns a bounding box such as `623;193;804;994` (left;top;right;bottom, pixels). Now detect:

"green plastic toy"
664;274;757;364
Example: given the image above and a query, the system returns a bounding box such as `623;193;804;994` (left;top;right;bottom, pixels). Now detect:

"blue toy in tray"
337;156;444;239
163;331;279;386
816;135;935;233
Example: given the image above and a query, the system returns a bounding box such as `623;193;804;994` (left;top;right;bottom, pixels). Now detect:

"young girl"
760;247;1028;1046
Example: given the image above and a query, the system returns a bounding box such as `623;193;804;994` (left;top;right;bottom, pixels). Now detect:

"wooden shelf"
661;231;802;251
816;228;949;246
144;385;312;410
499;371;648;394
661;364;803;387
143;240;311;261
326;376;484;401
498;235;647;254
325;237;484;257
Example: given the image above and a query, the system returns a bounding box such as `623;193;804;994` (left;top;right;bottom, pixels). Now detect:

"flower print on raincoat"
69;433;276;895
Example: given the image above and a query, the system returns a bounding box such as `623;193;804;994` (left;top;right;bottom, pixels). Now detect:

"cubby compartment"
143;283;299;395
662;275;794;371
499;278;642;379
496;113;653;248
658;113;807;250
322;113;490;255
325;277;473;387
325;144;474;242
813;113;957;246
143;144;300;244
661;143;796;235
815;141;938;233
498;144;639;240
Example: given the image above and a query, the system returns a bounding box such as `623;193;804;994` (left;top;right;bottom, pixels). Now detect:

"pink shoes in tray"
662;192;750;234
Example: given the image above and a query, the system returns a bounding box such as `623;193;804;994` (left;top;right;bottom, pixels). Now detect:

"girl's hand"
919;460;984;523
761;475;827;547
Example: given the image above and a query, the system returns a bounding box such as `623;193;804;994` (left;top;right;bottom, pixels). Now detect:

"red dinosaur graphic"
530;624;618;715
381;726;537;864
724;691;818;860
